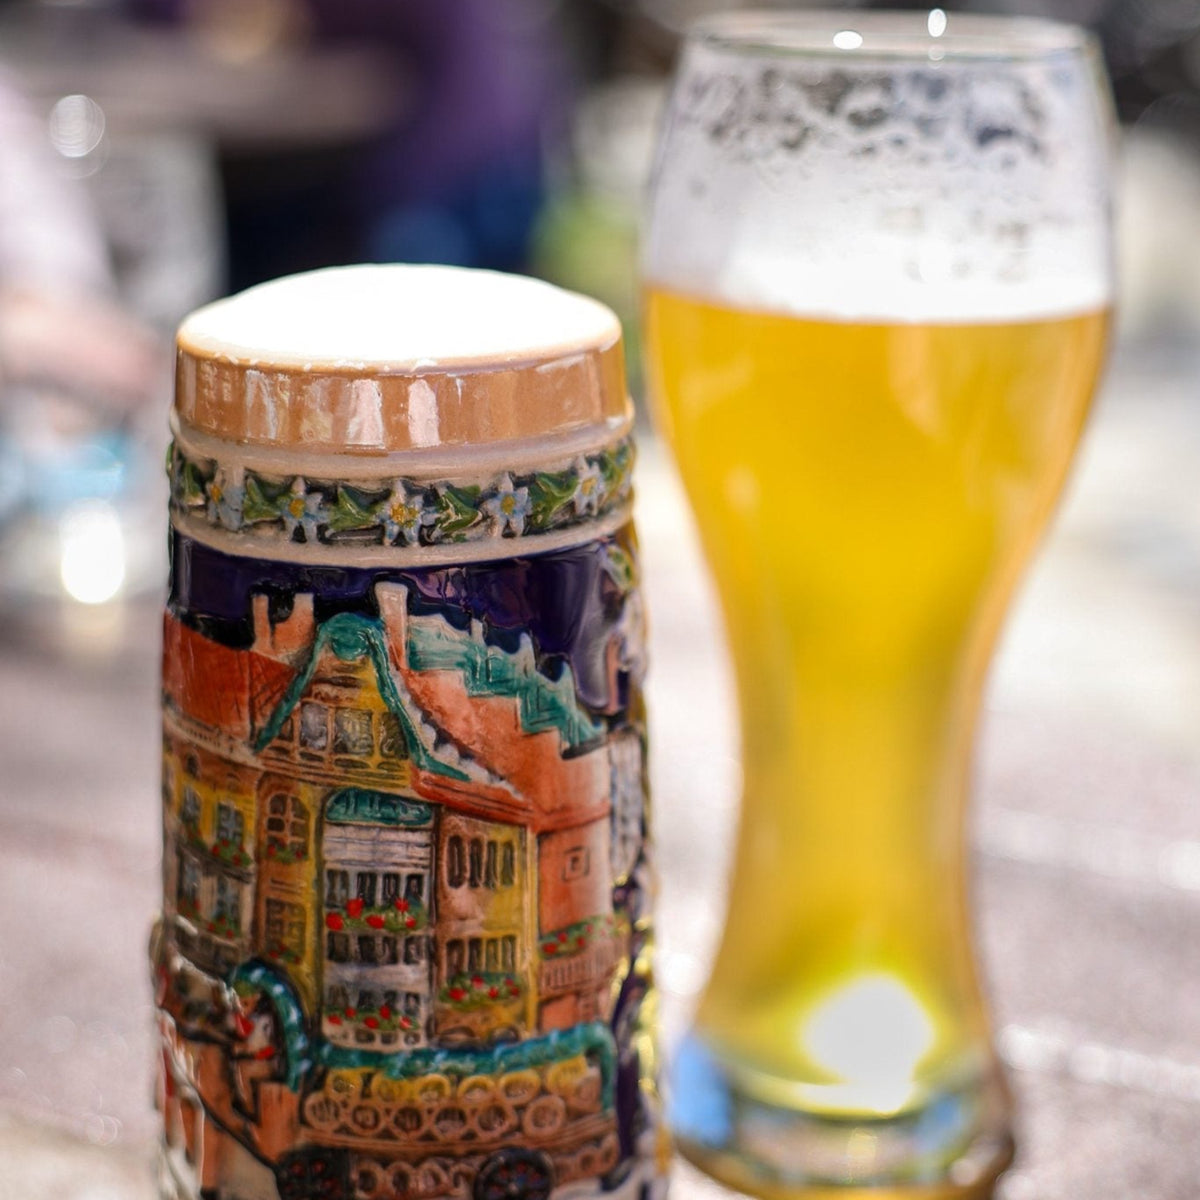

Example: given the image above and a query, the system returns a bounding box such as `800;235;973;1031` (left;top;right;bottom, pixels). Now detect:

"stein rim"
688;9;1094;63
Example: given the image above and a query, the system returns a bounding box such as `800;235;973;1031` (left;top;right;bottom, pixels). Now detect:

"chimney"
251;594;271;651
250;592;316;661
375;583;410;666
273;594;315;659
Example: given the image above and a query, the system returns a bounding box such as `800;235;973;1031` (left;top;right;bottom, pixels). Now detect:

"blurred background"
1;0;1200;1197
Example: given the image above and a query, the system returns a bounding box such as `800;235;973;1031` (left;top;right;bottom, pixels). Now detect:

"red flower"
366;914;384;930
488;987;498;999
268;948;280;958
206;922;216;933
346;898;364;919
405;916;416;929
325;913;344;931
345;1007;357;1018
505;977;515;987
219;838;228;847
449;987;465;1002
585;923;593;932
400;1016;411;1029
327;1014;342;1025
379;1006;391;1020
471;975;484;988
364;1017;379;1030
558;931;568;943
394;898;409;912
266;843;276;857
507;985;519;997
576;935;586;947
544;943;557;955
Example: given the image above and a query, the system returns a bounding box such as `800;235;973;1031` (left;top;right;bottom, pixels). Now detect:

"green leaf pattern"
167;438;634;547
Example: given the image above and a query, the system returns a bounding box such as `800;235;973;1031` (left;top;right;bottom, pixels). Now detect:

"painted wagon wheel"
473;1148;554;1200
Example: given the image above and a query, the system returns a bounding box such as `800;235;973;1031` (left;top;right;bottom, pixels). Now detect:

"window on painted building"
266;793;309;860
326;932;350;962
446;939;464;976
468;839;484;888
485;841;498;889
185;754;200;778
179;857;200;910
485;940;499;972
325;984;349;1010
299;701;329;751
356;872;378;906
403;992;421;1017
181;786;201;829
378;713;406;759
358;935;378;964
334;708;374;756
325;869;350;908
501;843;515;888
403;937;424;965
357;990;377;1011
216;802;244;846
562;846;590;882
265;899;305;957
404;874;425;904
380;937;399;965
502;936;517;972
382;873;401;905
468;938;483;973
215;877;240;927
279;716;294;743
447;837;465;887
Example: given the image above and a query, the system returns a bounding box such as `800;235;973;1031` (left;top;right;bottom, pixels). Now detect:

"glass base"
668;1034;1013;1199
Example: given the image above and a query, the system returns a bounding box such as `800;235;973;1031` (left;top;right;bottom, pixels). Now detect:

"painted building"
156;578;647;1196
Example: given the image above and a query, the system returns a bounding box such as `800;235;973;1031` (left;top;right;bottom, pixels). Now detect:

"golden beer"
645;287;1108;1184
643;10;1114;1193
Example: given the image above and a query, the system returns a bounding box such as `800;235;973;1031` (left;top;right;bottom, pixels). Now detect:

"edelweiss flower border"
168;437;634;547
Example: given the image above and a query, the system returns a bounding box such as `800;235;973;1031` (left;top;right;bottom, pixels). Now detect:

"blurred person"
0;71;162;430
131;0;570;281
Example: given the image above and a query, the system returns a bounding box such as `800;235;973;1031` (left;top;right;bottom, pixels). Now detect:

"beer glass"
643;12;1112;1196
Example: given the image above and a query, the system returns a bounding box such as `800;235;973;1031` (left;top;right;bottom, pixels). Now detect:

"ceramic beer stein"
152;266;661;1200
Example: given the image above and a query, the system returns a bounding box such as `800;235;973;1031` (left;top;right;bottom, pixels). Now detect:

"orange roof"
162;614;294;741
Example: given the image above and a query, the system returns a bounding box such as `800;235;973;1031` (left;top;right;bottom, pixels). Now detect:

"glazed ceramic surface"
152;267;662;1200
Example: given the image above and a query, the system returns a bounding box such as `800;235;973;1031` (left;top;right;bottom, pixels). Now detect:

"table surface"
2;336;1200;1199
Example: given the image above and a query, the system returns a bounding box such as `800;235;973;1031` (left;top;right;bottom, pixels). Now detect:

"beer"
645;286;1107;1112
642;9;1114;1193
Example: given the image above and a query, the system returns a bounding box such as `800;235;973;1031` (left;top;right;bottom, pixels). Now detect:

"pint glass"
644;13;1113;1195
152;266;663;1200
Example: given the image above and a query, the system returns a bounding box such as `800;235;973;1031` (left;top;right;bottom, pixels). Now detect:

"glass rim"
687;9;1094;63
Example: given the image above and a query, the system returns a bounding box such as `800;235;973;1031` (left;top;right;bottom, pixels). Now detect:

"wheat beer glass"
644;12;1112;1197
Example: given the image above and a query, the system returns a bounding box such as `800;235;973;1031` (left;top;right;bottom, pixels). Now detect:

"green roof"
325;788;433;827
253;612;469;781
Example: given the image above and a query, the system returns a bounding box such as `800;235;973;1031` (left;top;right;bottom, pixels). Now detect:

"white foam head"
645;14;1114;322
178;265;621;369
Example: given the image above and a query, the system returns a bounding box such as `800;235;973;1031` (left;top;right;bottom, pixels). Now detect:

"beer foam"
684;258;1113;324
644;31;1114;324
179;265;620;369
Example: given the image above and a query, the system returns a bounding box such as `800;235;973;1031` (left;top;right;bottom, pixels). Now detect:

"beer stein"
152;265;662;1200
644;13;1112;1196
